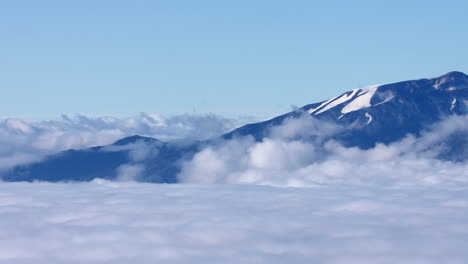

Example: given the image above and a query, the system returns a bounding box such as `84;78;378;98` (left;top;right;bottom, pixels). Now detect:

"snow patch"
433;77;447;90
341;85;379;114
307;96;340;114
373;95;395;106
451;98;457;111
432;74;468;90
365;112;373;124
309;90;358;115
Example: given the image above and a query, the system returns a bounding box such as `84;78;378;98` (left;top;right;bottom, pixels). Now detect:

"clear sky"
1;0;467;119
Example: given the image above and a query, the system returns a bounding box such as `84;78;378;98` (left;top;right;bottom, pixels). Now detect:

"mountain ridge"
3;71;468;182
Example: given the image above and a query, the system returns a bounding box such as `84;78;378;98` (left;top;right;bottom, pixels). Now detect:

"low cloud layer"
2;112;467;187
179;115;468;187
0;113;250;170
0;181;467;264
1;114;467;263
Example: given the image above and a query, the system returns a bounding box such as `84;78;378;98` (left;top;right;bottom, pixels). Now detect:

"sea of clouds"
0;180;467;264
1;113;468;263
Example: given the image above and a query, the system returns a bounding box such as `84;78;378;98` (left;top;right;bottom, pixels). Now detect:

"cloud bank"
179;115;468;187
0;113;250;170
0;181;467;264
1;114;467;263
2;112;467;187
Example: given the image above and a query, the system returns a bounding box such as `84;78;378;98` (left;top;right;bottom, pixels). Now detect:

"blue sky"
1;0;467;119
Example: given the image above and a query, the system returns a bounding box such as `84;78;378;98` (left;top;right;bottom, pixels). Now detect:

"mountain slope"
225;71;468;148
3;71;468;182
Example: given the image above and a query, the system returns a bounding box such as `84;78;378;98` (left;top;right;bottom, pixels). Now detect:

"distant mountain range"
4;71;468;182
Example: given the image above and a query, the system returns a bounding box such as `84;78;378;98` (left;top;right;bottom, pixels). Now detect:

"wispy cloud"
0;113;251;170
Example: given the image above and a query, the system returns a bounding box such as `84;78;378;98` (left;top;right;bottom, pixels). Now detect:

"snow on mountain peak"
431;71;468;91
307;84;385;116
307;71;467;118
341;85;380;114
307;85;377;115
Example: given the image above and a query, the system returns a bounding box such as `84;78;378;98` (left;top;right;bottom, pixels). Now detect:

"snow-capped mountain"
225;71;468;148
3;71;468;182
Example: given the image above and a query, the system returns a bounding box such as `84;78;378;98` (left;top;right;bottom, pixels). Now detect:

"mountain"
3;135;197;183
3;71;468;182
225;71;468;147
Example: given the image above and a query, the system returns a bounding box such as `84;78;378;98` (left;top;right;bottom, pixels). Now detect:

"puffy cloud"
268;113;342;140
0;181;467;263
104;141;163;181
179;115;468;187
1;114;467;263
0;113;250;170
116;164;145;181
2;112;467;187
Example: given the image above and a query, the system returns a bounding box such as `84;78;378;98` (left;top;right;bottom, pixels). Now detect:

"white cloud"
2;113;467;187
0;181;467;263
116;164;145;181
1;114;466;262
268;113;342;140
179;115;468;187
0;113;250;170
